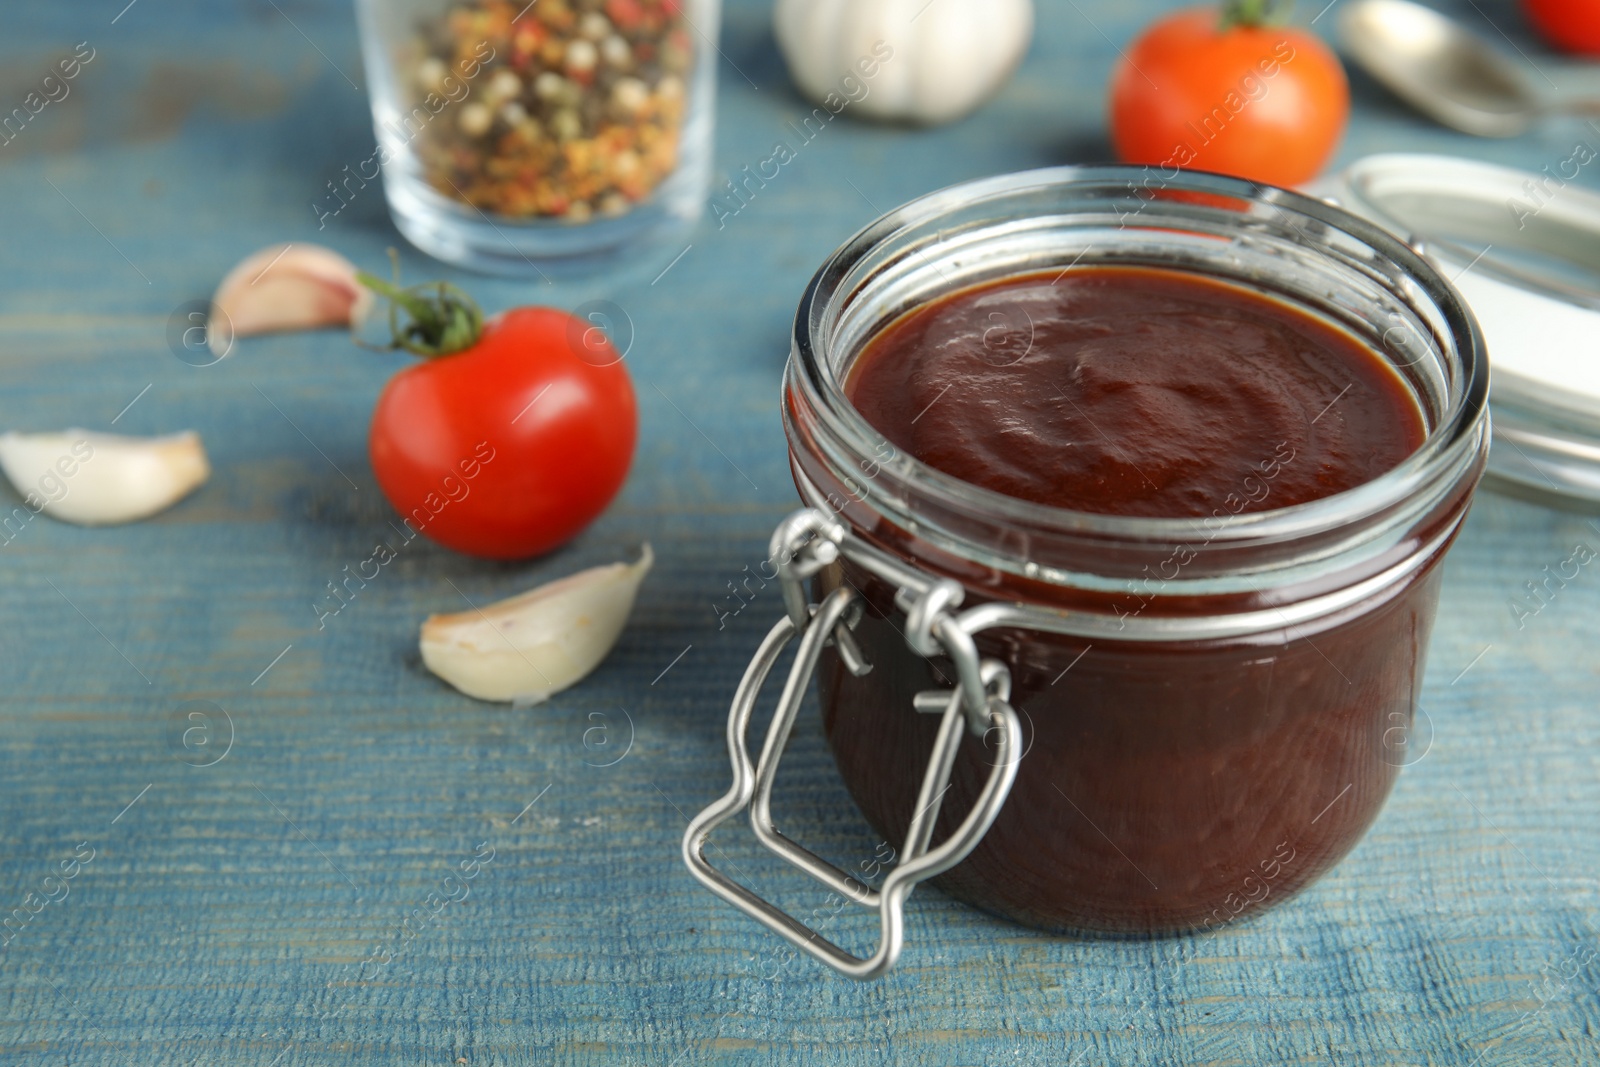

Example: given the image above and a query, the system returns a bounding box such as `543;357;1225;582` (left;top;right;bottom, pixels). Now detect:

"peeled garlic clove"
208;243;373;356
421;545;653;704
0;429;210;526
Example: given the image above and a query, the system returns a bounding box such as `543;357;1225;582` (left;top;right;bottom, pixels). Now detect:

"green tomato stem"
1219;0;1292;30
356;251;485;359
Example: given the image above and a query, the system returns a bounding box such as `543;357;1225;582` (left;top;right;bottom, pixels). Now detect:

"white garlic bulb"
774;0;1034;125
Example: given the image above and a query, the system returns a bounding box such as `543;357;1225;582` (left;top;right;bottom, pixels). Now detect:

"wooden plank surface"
0;0;1597;1063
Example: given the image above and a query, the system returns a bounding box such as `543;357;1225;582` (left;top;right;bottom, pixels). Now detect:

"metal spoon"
1337;0;1600;137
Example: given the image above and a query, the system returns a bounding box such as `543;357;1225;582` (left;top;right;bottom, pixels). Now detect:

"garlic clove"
0;429;210;526
209;243;373;356
421;545;653;704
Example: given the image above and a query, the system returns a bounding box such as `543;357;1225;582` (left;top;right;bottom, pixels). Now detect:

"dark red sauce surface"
811;266;1464;935
846;266;1425;517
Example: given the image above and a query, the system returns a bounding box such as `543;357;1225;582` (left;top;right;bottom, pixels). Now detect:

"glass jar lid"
1308;152;1600;509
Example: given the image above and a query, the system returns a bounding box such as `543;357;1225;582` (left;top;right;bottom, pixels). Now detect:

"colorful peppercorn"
411;0;693;222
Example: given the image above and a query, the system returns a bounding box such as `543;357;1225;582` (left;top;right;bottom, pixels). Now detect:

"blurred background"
0;0;1597;1064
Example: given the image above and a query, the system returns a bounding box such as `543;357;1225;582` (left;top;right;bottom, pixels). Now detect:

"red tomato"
1109;7;1349;188
369;306;636;560
1524;0;1600;54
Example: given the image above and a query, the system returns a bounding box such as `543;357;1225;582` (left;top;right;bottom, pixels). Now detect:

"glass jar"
354;0;718;276
683;166;1488;979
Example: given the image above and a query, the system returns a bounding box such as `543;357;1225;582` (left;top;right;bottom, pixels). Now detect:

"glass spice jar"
683;166;1489;979
354;0;717;275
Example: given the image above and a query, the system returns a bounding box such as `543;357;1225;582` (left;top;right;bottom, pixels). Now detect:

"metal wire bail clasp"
682;507;1025;980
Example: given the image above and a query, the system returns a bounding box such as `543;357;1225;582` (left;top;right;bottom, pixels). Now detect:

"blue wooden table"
2;0;1598;1063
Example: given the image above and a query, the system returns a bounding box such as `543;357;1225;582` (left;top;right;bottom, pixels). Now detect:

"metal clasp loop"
682;508;1025;980
771;508;869;676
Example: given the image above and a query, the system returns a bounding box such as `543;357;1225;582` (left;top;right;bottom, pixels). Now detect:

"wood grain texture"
0;0;1597;1063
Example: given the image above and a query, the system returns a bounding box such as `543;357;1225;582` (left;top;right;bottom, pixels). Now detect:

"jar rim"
788;165;1490;556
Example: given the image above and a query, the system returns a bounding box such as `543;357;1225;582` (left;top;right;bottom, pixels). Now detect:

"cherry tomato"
1523;0;1600;54
1109;6;1349;188
367;302;636;560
